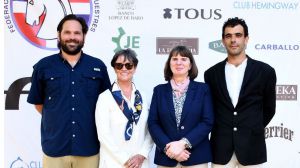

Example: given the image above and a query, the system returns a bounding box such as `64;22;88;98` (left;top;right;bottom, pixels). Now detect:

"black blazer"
204;56;276;165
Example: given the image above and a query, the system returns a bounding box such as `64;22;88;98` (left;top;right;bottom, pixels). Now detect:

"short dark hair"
111;48;139;67
164;45;198;81
57;14;88;34
222;17;248;38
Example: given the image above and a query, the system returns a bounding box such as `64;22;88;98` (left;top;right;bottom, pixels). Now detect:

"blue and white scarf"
111;87;143;141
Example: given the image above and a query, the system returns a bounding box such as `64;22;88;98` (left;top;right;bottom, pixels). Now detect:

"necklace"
174;80;185;86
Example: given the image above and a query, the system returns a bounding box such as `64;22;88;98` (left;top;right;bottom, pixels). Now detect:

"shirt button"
72;121;76;124
50;77;54;80
48;96;51;100
72;108;75;111
233;127;237;131
181;126;185;130
72;94;75;97
92;77;96;79
233;112;237;116
72;81;75;84
72;134;76;138
72;69;74;71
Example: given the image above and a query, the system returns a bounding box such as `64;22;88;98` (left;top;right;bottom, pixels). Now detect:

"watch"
181;137;192;149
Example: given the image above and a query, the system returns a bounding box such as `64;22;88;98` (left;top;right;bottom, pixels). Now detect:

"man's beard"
59;39;84;55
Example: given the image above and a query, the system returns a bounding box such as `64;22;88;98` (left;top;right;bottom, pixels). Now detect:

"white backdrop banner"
4;0;300;167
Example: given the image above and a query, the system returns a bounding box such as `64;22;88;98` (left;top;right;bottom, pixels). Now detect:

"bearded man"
27;14;111;168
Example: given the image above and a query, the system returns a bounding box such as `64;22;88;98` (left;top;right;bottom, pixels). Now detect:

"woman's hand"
125;154;145;168
165;140;186;159
174;149;190;162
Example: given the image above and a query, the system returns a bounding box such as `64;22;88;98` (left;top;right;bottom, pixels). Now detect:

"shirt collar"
111;81;136;93
226;57;248;68
58;51;84;64
112;81;137;106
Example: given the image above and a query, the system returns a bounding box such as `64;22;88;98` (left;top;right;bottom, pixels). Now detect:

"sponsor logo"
156;37;199;55
233;1;299;10
163;8;222;20
4;77;31;110
265;123;294;141
112;27;140;52
109;0;143;21
276;85;297;101
6;0;100;50
255;43;300;51
209;40;226;53
90;0;101;32
10;157;41;168
4;0;16;33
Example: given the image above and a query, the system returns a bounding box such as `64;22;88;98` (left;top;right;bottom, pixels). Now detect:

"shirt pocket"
43;72;64;108
82;72;104;97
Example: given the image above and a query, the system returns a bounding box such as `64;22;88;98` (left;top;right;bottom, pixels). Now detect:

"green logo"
112;27;140;52
209;40;226;53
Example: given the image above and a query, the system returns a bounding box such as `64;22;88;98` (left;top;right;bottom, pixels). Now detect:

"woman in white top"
95;48;153;168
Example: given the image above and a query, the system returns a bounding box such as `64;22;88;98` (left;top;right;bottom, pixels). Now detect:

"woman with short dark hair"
96;48;153;168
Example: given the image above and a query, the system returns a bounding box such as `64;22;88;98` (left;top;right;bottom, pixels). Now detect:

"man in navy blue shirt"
27;14;111;168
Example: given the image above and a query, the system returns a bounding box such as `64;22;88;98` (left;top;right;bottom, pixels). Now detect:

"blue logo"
233;1;299;10
10;157;42;168
10;157;29;168
255;44;300;51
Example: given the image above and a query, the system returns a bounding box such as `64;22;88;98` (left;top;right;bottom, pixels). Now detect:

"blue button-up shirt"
27;52;111;157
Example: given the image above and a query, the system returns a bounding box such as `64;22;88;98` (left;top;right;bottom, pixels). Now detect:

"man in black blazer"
204;17;276;168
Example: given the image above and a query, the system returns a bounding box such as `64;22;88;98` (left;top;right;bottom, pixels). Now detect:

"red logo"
10;0;92;50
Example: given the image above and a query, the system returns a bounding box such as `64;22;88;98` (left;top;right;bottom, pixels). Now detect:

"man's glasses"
114;63;134;70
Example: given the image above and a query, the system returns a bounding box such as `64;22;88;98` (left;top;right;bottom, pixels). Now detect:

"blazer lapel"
238;56;254;104
165;82;177;123
217;60;234;108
